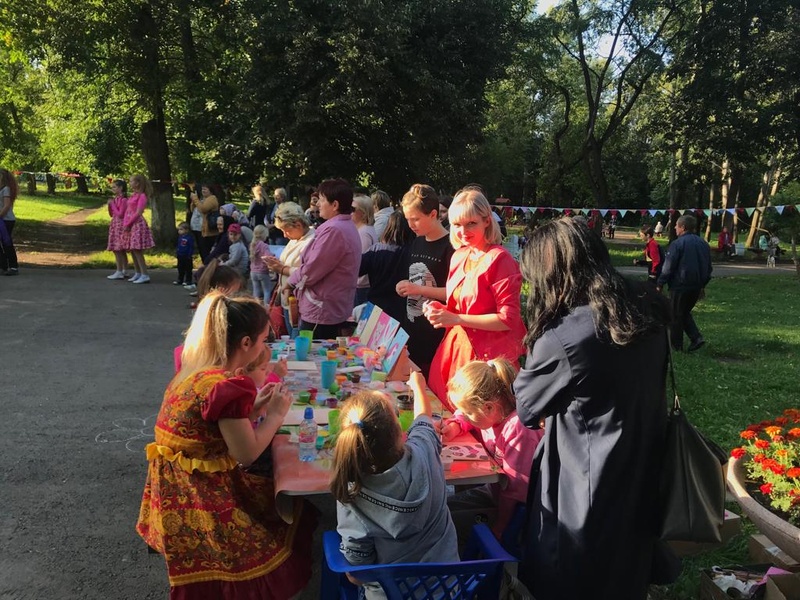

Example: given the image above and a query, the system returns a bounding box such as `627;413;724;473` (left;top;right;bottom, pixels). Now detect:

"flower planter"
727;456;800;562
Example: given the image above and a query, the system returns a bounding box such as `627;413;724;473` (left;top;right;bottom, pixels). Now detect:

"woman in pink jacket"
286;179;362;339
125;174;156;284
425;188;526;409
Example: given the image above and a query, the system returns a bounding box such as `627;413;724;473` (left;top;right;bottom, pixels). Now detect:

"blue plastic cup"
295;336;311;361
320;360;337;389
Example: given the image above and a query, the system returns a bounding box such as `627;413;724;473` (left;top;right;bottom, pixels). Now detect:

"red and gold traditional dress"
136;370;315;599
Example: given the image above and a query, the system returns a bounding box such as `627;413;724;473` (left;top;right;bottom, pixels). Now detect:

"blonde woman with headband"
137;292;317;598
424;187;526;407
331;376;458;598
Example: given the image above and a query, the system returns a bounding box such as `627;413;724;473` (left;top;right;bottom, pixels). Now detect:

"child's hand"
441;419;461;442
423;301;459;329
250;383;276;420
395;279;417;298
271;358;288;379
408;371;426;393
409;372;432;418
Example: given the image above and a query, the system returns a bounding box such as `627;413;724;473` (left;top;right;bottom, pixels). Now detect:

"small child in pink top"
441;358;544;539
105;179;130;280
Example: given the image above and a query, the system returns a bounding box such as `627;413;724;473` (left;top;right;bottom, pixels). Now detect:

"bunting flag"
746;207;756;216
703;210;711;217
776;205;785;215
619;209;628;218
600;209;608;217
649;209;659;216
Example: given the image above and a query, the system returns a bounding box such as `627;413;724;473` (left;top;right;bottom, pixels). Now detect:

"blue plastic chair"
321;523;516;600
500;503;527;558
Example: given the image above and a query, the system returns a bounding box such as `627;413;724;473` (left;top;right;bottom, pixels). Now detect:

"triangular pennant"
776;205;785;215
746;207;756;217
704;210;711;217
649;209;659;217
619;209;628;218
639;209;647;216
726;208;735;214
537;207;545;213
600;209;608;217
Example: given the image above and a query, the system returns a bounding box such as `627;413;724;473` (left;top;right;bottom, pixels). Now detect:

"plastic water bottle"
298;407;318;462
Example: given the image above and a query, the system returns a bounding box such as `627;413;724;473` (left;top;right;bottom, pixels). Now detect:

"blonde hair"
250;224;269;258
447;358;517;421
352;194;375;226
275;201;309;228
129;173;153;199
252;185;267;205
330;391;404;504
177;291;269;382
245;347;270;373
448;189;502;248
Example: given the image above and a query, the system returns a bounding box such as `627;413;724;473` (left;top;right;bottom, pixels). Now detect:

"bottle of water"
298;407;318;462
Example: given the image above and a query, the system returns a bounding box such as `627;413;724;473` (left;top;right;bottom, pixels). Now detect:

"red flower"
788;428;800;439
755;439;770;449
740;430;757;440
774;435;786;443
731;447;747;459
776;417;790;426
761;483;774;495
754;453;766;463
787;468;800;479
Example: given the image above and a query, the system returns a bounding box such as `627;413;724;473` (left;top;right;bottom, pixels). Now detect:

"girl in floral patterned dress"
124;173;155;284
137;292;316;599
105;179;129;280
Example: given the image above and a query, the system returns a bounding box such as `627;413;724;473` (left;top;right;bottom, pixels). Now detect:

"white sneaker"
184;284;197;292
133;275;151;284
107;271;125;280
129;273;142;283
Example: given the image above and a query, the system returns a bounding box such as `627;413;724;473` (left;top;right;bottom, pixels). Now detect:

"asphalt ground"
0;268;333;600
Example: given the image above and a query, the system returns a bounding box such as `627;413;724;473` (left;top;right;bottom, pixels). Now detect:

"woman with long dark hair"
514;218;676;600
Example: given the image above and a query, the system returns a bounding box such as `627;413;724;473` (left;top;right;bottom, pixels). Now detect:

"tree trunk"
728;162;743;235
141;110;176;247
704;180;715;242
76;175;89;194
583;137;610;208
46;174;57;194
667;150;679;241
746;158;781;248
26;173;36;194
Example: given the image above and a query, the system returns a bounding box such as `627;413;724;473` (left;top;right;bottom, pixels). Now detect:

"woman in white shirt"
263;202;315;334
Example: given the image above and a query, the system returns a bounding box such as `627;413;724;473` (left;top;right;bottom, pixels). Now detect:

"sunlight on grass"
13;192;104;222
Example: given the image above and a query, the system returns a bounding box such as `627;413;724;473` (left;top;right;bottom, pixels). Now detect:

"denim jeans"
251;272;275;305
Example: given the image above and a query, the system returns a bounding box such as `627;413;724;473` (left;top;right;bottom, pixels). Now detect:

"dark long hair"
521;218;668;346
380;211;414;246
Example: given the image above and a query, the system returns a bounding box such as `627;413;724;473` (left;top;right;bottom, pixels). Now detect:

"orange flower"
765;426;784;438
740;430;757;440
755;439;770;449
787;468;800;479
788;428;800;439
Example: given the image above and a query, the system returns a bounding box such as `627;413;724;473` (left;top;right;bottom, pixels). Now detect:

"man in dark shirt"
657;215;713;352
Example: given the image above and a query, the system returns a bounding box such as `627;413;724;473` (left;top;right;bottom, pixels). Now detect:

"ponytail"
330;392;403;504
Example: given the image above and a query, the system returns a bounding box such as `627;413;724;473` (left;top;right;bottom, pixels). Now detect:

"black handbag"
658;335;727;543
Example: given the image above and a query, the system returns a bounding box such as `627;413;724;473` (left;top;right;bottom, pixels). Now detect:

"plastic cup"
328;409;341;437
320;360;337;389
299;329;314;342
297;391;311;404
326;350;338;360
398;410;415;432
337;336;348;348
295;336;311;361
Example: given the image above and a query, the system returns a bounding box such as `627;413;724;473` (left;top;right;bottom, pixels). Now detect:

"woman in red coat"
425;188;526;409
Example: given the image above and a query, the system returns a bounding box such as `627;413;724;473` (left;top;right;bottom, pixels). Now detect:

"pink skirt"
125;216;155;250
107;216;127;251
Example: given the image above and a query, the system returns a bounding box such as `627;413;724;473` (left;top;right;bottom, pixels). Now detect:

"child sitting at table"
440;358;544;541
331;374;459;598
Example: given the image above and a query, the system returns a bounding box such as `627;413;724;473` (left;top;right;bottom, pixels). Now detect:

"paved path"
618;261;796;278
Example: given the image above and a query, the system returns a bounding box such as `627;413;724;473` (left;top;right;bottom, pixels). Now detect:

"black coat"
514;305;670;600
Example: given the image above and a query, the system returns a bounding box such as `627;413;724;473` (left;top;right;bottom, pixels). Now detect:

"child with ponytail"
331;373;458;597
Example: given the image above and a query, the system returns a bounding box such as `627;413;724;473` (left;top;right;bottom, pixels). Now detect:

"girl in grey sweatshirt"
331;378;459;599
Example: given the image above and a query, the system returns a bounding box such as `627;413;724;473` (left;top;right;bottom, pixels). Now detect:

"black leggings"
1;219;18;270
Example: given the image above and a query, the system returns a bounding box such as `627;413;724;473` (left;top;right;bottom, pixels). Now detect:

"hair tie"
346;408;363;429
